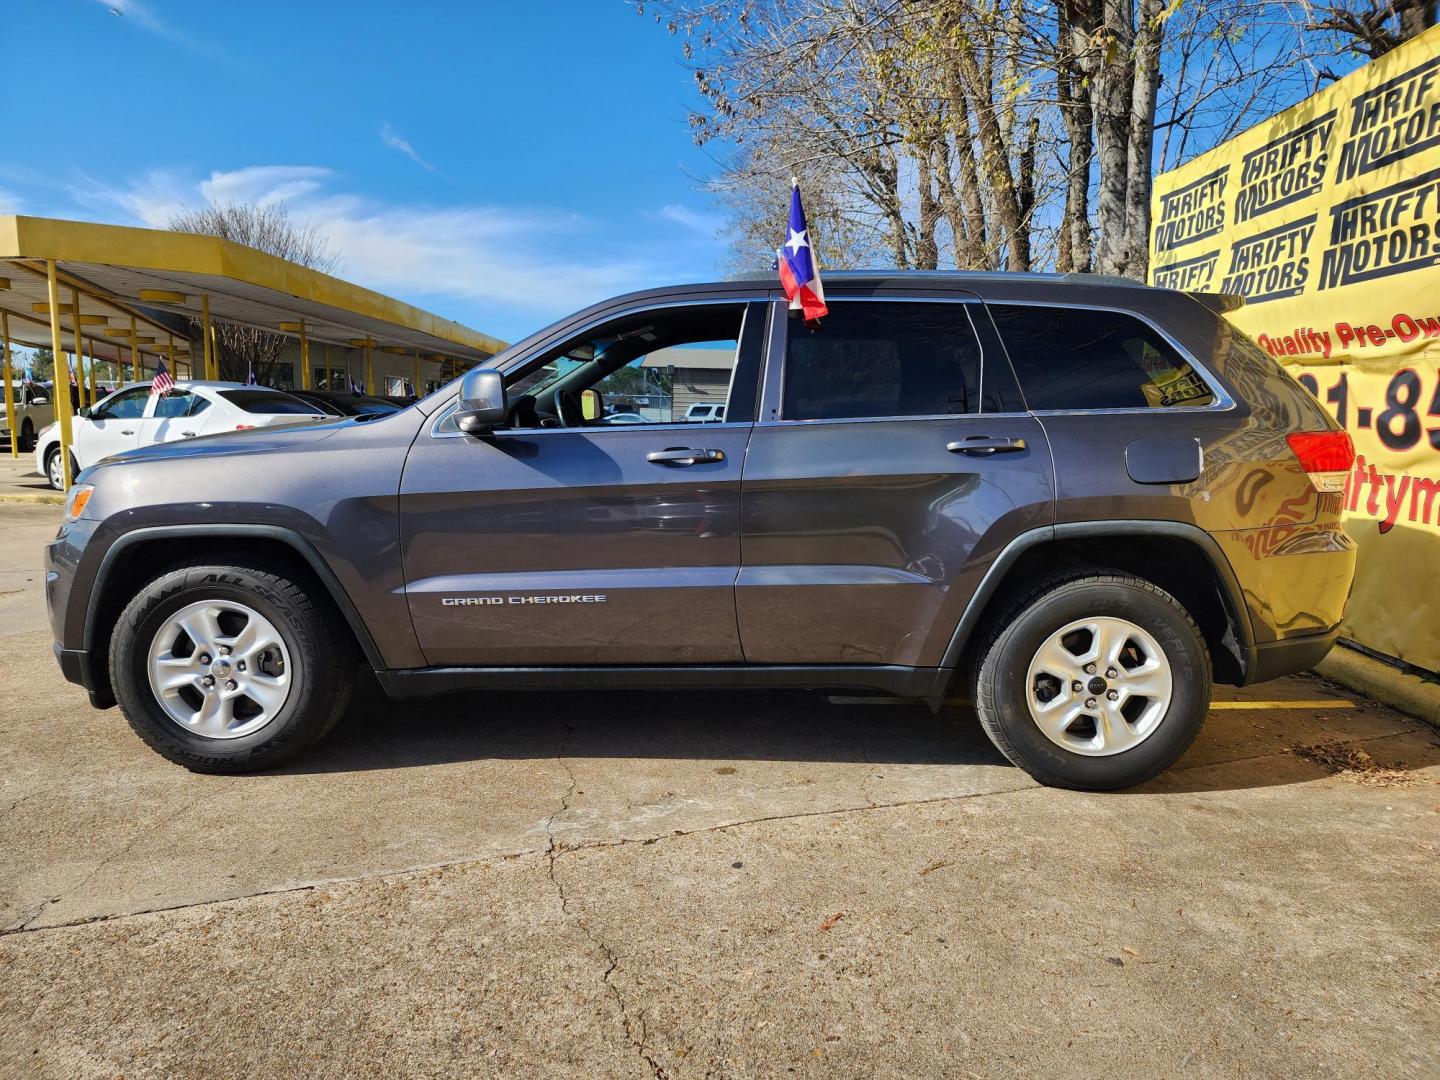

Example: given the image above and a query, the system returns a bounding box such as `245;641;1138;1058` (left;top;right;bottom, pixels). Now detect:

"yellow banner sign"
1151;26;1440;673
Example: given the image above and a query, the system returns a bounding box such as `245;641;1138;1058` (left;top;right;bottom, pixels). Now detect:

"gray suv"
45;273;1356;790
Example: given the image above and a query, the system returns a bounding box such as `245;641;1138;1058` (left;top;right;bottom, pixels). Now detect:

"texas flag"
776;180;828;322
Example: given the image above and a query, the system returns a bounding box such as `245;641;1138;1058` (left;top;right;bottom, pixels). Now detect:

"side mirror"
455;368;507;436
77;406;91;419
31;395;49;406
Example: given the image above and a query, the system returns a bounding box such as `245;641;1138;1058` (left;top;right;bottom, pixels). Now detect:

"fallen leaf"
820;912;845;932
920;858;954;875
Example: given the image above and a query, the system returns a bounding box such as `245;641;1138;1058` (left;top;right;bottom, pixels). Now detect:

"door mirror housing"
455;368;507;435
30;395;49;406
77;406;91;419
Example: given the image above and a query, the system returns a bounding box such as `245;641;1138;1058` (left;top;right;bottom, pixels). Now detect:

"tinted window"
988;305;1215;410
783;302;985;421
152;391;207;418
94;387;149;420
218;390;324;415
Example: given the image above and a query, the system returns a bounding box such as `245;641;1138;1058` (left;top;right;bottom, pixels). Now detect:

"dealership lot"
1;500;1437;1079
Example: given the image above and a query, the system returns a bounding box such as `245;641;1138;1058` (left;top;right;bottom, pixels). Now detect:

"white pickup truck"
0;381;57;452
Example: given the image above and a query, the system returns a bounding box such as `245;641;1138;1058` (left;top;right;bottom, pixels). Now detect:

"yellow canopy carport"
0;215;507;490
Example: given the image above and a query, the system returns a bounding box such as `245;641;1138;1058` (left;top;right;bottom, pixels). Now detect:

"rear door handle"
181;430;197;437
120;429;135;435
646;447;725;466
947;436;1027;455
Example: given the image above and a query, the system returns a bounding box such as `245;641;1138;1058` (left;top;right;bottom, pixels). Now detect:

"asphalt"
1;504;1437;1078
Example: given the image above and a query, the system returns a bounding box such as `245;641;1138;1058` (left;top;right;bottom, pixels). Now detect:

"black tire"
109;559;355;773
972;573;1211;791
19;419;34;453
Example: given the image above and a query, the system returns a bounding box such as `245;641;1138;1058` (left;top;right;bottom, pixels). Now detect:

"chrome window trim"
977;297;1237;415
429;296;766;440
758;411;1035;429
762;294;998;428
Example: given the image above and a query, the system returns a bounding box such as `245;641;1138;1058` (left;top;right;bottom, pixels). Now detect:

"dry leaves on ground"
1288;740;1427;786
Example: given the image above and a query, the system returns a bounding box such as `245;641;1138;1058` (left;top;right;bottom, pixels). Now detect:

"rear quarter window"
218;390;325;415
987;304;1216;411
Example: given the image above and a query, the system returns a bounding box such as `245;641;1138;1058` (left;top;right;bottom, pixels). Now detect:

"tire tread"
109;557;354;773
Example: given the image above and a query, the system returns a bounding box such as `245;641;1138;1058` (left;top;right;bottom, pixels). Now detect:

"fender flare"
928;519;1256;707
84;523;387;671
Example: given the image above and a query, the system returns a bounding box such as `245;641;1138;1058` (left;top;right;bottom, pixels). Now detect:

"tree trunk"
1091;0;1135;275
1122;0;1164;278
914;143;941;270
1056;0;1094;273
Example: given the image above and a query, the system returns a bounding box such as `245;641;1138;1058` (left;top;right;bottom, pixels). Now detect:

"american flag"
776;179;828;322
246;362;258;385
149;358;175;397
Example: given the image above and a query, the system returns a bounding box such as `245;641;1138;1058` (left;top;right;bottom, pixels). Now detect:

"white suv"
36;381;328;489
682;402;726;423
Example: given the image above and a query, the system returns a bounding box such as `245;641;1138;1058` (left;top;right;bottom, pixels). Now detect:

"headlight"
64;483;94;521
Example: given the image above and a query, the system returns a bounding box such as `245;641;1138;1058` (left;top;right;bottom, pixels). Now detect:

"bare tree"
168;203;338;385
641;0;1367;281
1300;0;1436;62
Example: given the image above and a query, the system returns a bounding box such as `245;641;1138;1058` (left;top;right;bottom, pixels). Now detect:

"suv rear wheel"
109;560;354;773
973;574;1211;790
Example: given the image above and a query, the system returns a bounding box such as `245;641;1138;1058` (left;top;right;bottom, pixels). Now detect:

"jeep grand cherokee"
45;272;1356;790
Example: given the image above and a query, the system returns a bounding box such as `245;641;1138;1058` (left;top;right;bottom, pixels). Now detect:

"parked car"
45;272;1355;789
683;402;725;423
1;380;55;451
36;381;329;489
287;389;402;418
600;411;647;424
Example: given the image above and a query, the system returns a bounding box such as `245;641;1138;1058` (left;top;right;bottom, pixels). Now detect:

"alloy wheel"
145;599;294;739
1024;616;1173;756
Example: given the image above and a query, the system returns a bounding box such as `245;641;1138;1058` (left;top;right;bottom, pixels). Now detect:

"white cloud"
0;187;23;214
380;123;440;175
656;203;723;237
94;0;220;60
199;165;331;208
68;166;657;318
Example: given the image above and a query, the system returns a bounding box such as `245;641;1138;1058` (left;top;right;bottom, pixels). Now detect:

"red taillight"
235;424;257;430
1286;431;1354;492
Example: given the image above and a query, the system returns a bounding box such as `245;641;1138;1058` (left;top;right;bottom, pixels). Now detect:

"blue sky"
2;1;732;342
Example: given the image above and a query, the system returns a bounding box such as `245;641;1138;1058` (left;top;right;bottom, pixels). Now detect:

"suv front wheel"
109;559;354;772
973;574;1211;791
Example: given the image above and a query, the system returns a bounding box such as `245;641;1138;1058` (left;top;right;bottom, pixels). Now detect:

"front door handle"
120;429;136;435
646;447;725;466
181;430;197;437
947;436;1027;455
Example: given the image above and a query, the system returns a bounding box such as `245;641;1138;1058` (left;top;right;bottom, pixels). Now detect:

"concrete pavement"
1;504;1437;1078
0;457;59;505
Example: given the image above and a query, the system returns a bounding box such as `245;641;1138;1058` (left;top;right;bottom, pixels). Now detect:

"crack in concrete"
1;725;1429;941
4;788;217;933
543;719;669;1079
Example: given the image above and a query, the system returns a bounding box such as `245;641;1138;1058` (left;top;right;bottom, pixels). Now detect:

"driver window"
505;303;746;430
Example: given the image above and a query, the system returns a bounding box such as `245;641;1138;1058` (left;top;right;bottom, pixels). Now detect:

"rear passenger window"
987;305;1215;410
783;302;994;421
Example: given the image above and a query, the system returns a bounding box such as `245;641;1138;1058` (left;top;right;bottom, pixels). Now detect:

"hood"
98;419;350;470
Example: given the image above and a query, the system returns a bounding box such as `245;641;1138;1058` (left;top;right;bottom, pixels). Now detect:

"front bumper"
46;516;117;708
